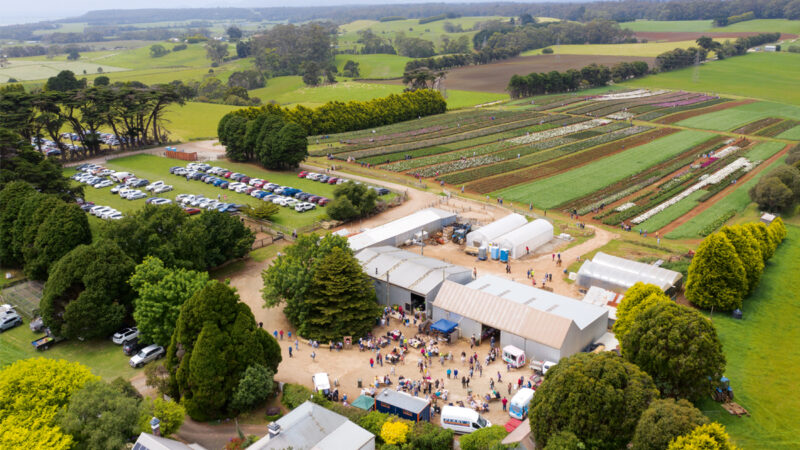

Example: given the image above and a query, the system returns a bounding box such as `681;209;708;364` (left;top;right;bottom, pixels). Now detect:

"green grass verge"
637;189;708;232
776;125;800;140
677;100;800;131
665;155;787;239
495;130;713;209
696;225;800;449
0;324;138;380
624;53;800;106
334;54;411;79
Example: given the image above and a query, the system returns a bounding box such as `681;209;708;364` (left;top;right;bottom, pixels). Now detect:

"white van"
312;372;331;396
509;388;535;420
440;405;491;434
502;345;526;368
530;360;558;375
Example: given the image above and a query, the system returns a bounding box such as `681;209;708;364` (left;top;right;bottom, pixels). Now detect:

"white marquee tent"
496;219;554;259
465;213;528;247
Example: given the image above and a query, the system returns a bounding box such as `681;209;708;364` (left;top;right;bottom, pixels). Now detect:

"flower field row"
731;117;782;135
594;89;667;101
655;95;714;108
636;98;729;122
507;119;610;145
755;119;800;137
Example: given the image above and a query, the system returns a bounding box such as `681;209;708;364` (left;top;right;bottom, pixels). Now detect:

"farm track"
657;144;791;234
466;127;678;194
654;99;756;124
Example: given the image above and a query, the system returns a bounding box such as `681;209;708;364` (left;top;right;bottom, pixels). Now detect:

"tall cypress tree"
719;225;763;294
685;233;747;311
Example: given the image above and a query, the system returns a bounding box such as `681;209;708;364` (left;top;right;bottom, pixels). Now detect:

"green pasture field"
66;154;392;228
665;155;787;239
495;130;714;209
744;141;787;161
163;102;240;142
0;324;137;380
334;53;411;79
31;22;88;35
697;225;800;449
620;19;800;34
637;189;708;232
624;52;800;106
521;40;706;57
0;59;128;82
677;100;800;131
777;125;800;140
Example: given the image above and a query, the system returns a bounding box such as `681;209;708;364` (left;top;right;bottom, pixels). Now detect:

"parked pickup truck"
32;330;65;351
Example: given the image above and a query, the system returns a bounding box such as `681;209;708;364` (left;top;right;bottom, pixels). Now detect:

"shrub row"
699;210;737;236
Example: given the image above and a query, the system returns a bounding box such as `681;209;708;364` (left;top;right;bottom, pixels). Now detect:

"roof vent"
268;422;281;438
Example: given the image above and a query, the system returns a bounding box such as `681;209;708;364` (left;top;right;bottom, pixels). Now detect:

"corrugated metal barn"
348;208;457;252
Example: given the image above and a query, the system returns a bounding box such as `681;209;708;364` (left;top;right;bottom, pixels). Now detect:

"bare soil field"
372;54;656;93
634;31;797;42
655;99;755;124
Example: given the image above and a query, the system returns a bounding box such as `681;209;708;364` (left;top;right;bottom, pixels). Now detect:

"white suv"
129;344;165;368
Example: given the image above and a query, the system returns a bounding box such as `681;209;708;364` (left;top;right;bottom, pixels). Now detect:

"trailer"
31;330;64;351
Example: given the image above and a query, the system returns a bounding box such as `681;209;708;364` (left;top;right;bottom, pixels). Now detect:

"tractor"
451;223;472;245
712;377;734;402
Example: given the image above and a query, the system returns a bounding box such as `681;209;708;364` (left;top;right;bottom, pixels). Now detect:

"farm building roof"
348;208;456;252
576;252;682;292
250;401;374;450
376;389;431;414
495;219;554;258
465;275;607;330
465;213;528;247
355;246;471;295
433;281;575;349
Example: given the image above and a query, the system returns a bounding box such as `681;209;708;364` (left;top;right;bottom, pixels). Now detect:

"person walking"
447;368;452;379
502;397;508;411
454;369;459;379
294;339;299;350
288;346;293;357
273;330;278;339
508;382;512;395
279;330;284;340
497;372;502;382
370;358;374;368
311;351;316;361
489;377;495;389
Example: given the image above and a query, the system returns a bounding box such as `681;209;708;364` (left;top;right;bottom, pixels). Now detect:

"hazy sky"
6;0;528;25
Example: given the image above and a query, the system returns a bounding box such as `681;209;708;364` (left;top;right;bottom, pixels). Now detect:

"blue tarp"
431;319;458;334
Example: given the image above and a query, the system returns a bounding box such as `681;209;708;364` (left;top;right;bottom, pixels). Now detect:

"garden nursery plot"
494;129;714;209
677;101;800;131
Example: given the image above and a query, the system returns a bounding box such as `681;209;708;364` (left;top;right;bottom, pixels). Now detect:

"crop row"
636;98;729;121
732;117;782;135
699;210;737;236
575;180;655;216
461;126;661;193
564;91;694;116
755;119;800;137
380;123;559;172
339;114;584;160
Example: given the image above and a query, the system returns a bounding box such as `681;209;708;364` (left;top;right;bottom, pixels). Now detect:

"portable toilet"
499;248;509;263
478;246;487;261
491;245;500;260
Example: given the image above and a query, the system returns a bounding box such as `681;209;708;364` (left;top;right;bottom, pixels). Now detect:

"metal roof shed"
465;213;528;247
496;219;554;259
348;208;457;252
576;252;682;293
375;389;431;422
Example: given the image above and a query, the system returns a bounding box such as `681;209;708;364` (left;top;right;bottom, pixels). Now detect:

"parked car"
318;197;330;206
0;312;23;332
319;175;330;183
110;184;124;193
123;338;146;356
327;177;339;184
298;171;308;178
126;191;147;200
131;179;149;188
151;198;172;206
129;344;165;368
295;202;316;212
112;327;139;344
94;180;113;189
183;207;202;215
153;185;173;194
145;181;165;191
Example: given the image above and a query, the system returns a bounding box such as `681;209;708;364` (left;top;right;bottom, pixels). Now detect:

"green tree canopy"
668;423;736;450
129;256;210;346
632;398;709;450
612;282;667;341
231;364;276;412
719;225;764;294
167;281;281;420
685;232;747;311
138;397;185;437
24;200;92;280
57;380;141;450
0;147;82;200
44;70;85;92
40;239;135;339
622;301;726;401
196;210;255;268
529;352;659;449
150;44;169;58
304;246;382;341
0;358;97;450
460;425;509;450
330;181;378;220
742;222;774;262
0;181;36;266
543;431;584;450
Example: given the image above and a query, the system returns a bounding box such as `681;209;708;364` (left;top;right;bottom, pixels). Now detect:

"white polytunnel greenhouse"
576;252;683;294
347;207;457;252
496;219;554;259
465;213;528;247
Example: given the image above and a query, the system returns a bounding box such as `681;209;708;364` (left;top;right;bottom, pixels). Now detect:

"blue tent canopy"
431;319;458;334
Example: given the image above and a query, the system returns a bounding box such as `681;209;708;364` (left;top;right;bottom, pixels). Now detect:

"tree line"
654;47;709;72
655;32;780;72
0;72;183;159
236;22;336;80
507;61;649;98
749;144;800;212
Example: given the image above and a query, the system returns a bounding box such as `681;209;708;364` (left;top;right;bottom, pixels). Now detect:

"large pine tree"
304;246;382;341
685;232;747;311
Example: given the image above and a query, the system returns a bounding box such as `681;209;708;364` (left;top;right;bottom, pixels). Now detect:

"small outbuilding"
495;219;554;259
356;246;472;313
465;213;528;247
348;208;457;252
375;389;431;422
576;252;683;294
760;213;776;225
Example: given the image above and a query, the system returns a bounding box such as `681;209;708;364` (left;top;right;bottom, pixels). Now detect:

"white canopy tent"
496;219;554;259
465;213;528;247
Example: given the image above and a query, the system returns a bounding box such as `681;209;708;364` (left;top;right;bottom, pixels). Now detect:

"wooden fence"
164;150;198;161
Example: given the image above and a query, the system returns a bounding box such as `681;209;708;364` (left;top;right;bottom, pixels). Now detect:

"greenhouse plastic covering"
576;252;682;292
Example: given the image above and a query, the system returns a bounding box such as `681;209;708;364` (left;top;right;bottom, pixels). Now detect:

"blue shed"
374;389;431;422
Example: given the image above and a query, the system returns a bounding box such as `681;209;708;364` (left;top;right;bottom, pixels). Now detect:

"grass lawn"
677;100;800;131
777;125;800;140
564;237;690;274
696;225;800;449
521;40;705;57
624;53;800;106
163;102;240;141
638;189;708;232
68;154;393;229
0;324;138;380
495;130;714;208
334;54;411;79
665;155;787;239
620;19;800;34
744;141;787;161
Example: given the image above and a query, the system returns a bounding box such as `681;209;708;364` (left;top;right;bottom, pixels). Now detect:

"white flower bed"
607;112;634;120
710;145;740;159
595;89;669;101
632;157;753;224
615;202;637;212
508;119;610;145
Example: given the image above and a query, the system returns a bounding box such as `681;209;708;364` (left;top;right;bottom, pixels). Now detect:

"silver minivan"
129;344;165;368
